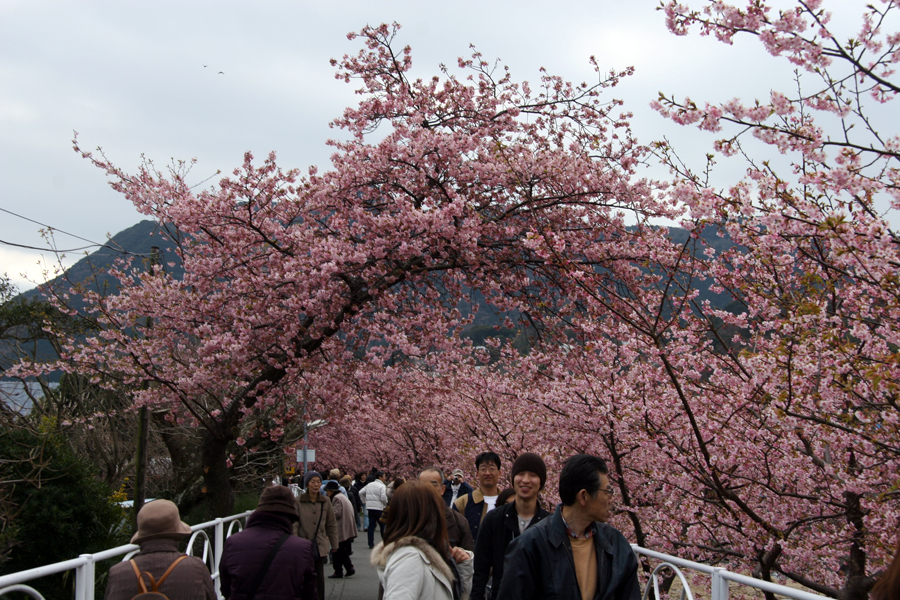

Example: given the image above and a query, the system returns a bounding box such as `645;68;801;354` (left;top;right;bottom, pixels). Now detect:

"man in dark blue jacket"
442;469;474;507
453;451;502;542
496;454;640;600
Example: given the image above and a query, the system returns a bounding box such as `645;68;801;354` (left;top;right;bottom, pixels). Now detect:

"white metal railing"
633;545;831;600
0;513;837;600
0;511;252;600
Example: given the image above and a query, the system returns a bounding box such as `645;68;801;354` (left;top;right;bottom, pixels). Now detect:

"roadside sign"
296;449;316;463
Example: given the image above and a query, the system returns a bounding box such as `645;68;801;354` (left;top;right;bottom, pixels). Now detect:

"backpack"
129;555;188;600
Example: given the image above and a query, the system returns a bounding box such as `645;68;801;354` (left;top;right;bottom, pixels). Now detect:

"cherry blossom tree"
18;23;665;516
309;4;900;599
14;5;897;598
640;2;899;598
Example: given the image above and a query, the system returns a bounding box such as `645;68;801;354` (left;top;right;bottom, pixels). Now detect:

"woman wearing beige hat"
104;500;215;600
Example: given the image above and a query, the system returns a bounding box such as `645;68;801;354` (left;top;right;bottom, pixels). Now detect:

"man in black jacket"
471;452;550;600
496;454;640;600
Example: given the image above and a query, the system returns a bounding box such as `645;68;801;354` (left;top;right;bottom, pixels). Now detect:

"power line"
0;206;105;246
0;238;99;253
0;206;151;257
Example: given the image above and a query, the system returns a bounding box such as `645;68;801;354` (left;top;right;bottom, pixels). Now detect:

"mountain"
3;219;742;376
19;220;183;303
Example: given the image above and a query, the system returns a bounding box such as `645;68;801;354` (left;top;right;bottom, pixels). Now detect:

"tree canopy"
13;3;900;599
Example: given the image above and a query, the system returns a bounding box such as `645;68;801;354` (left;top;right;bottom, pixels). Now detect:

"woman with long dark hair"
371;480;474;600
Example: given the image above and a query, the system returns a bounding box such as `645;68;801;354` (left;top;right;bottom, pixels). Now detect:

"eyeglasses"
597;487;614;497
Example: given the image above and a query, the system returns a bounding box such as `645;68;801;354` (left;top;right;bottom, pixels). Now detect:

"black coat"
496;505;640;600
471;501;550;600
347;484;362;514
220;511;318;600
446;505;476;552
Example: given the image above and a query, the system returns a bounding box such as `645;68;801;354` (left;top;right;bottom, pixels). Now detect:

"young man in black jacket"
497;454;640;600
471;452;551;600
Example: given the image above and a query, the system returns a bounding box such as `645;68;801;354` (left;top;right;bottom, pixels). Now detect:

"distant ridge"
19;220;183;302
4;219;742;376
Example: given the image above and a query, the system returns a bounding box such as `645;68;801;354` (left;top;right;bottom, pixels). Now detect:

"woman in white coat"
371;480;474;600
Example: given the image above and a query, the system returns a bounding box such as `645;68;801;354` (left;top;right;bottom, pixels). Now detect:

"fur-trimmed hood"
370;536;456;584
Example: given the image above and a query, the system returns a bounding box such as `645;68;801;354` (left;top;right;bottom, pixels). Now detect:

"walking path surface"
324;531;381;600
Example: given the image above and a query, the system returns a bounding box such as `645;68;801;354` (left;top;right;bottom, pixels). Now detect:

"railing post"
711;568;728;600
214;519;224;600
75;555;94;600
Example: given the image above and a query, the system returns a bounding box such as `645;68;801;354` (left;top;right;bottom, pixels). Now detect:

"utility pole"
302;403;309;476
133;246;160;523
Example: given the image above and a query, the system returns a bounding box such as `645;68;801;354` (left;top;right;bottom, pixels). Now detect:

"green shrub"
0;423;127;600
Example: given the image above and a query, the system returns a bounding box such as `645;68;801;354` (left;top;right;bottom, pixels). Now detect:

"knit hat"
329;468;341;479
324;480;340;492
303;471;322;487
256;485;299;521
131;500;192;544
510;452;547;490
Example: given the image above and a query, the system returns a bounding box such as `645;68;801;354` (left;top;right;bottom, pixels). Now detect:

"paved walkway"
324;530;381;600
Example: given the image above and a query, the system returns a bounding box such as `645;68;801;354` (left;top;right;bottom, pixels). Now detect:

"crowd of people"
105;453;900;600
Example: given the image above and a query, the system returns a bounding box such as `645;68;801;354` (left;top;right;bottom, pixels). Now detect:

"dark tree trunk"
200;433;235;518
152;414;207;516
841;491;876;600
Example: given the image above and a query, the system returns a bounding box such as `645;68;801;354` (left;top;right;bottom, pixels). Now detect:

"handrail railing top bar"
631;545;718;575
0;558;88;587
190;512;251;531
720;570;830;600
632;545;829;600
90;545;139;562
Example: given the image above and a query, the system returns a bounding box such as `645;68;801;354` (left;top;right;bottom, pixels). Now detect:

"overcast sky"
1;0;810;292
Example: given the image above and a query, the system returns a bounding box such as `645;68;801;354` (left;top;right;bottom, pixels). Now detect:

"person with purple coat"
220;486;317;600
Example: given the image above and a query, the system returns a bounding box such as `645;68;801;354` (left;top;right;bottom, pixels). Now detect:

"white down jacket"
371;536;474;600
360;478;389;511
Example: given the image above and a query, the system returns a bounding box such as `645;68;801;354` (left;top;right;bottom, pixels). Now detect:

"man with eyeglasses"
453;451;502;542
496;454;640;600
419;467;475;551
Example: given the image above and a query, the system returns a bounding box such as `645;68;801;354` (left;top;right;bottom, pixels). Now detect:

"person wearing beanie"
105;500;216;600
303;470;322;489
470;452;551;600
219;486;317;600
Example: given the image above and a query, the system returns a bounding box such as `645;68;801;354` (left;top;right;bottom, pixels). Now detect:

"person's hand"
449;546;471;563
